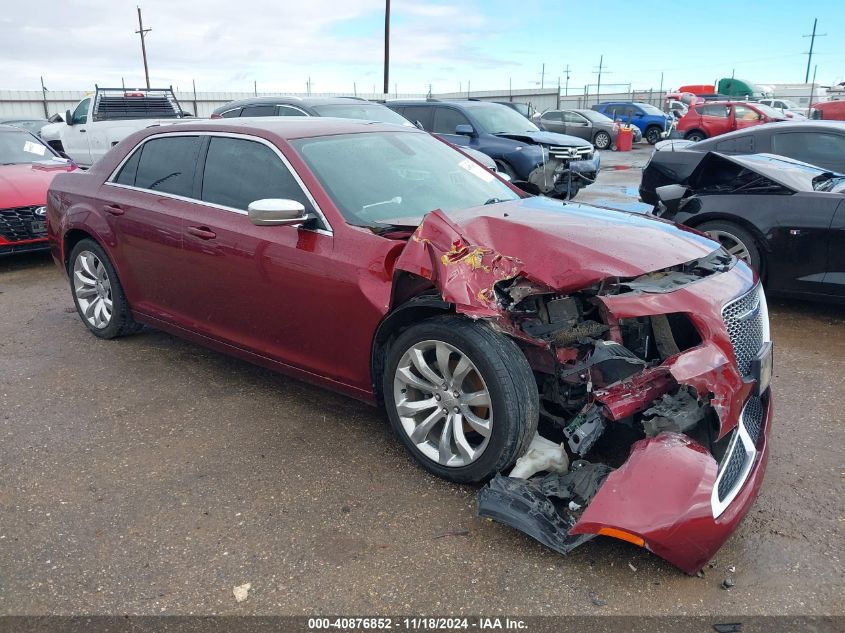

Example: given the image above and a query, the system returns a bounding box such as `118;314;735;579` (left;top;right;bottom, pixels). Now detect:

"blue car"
591;102;672;145
387;100;600;198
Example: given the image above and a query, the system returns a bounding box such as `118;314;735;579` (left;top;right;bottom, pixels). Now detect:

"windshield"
754;103;788;119
2;120;47;133
0;130;55;165
311;103;412;126
639;103;664;116
578;110;614;124
292;131;519;228
466;105;540;134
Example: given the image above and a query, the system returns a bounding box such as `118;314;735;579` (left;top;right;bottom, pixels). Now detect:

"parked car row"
45;117;774;574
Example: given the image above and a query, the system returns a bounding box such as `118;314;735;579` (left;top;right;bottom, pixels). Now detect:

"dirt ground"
0;147;842;617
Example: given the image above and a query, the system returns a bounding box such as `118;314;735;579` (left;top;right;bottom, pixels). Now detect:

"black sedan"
654;152;845;303
640;121;845;206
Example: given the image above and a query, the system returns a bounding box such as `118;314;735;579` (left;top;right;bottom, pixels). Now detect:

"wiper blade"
484;198;506;205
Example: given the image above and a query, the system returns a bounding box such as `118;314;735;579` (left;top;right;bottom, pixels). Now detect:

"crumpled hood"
495;130;590;147
0;162;75;208
442;196;717;289
394;195;720;317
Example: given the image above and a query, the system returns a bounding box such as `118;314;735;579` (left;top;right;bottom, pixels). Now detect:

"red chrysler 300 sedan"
47;118;773;574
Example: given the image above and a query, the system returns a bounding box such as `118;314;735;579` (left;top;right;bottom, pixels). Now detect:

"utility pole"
556;77;560;109
593;55;608;105
40;77;49;118
541;63;545;89
135;6;151;89
563;64;571;96
467;80;470;99
658;71;664;106
383;0;391;98
509;77;512;100
803;18;827;83
808;64;818;116
254;80;258;96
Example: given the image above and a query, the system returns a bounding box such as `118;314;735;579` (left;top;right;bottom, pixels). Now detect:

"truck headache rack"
92;86;185;121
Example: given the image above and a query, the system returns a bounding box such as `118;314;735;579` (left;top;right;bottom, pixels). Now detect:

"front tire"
697;221;762;273
68;238;141;339
383;316;538;483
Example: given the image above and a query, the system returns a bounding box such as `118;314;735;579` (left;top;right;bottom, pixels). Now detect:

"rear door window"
276;105;307;116
200;136;315;216
698;104;730;118
400;106;433;130
220;108;242;118
542;111;562;122
134;136;202;197
114;147;142;186
715;135;755;153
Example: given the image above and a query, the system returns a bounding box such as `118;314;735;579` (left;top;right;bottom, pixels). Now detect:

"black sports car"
653;152;845;303
640;121;845;206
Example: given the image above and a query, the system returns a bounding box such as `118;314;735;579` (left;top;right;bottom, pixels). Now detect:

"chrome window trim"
104;130;333;235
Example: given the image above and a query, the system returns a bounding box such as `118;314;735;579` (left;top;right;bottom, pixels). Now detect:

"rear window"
696;104;730;118
133;136;202;197
240;105;276;117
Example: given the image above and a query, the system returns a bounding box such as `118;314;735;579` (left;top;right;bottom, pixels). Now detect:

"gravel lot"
0;145;842;617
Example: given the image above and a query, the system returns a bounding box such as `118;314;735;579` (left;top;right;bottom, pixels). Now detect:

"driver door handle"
103;204;124;216
187;226;217;240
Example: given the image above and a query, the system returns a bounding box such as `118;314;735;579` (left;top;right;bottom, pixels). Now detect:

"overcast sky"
2;0;843;95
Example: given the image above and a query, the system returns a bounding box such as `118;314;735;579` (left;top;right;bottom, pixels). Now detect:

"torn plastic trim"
477;462;613;556
607;249;735;295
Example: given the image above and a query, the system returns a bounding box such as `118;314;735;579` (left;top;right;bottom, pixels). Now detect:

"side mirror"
655;184;690;213
455;124;475;136
247;199;308;226
65;110;73;126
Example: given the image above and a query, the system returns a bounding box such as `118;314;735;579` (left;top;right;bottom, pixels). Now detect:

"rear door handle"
103;204;124;216
186;226;217;240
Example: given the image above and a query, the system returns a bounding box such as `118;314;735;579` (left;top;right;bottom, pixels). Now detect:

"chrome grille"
0;206;46;242
721;283;765;376
713;396;765;514
548;145;594;161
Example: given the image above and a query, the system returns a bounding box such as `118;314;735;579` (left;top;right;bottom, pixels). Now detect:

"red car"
677;101;787;141
47;119;773;574
812;100;845;121
0;125;76;255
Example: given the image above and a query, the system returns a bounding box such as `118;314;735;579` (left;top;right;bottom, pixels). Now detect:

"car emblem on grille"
735;298;761;322
34;206;47;217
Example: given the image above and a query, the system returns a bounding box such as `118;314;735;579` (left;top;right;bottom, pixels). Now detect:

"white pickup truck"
40;87;189;167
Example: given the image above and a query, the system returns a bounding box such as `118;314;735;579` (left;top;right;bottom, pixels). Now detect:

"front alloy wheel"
383;316;538;483
73;250;113;329
393;340;492;467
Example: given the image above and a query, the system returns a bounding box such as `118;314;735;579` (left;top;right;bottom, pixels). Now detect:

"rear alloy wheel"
69;238;142;339
646;126;663;145
698;221;762;272
383;316;538;483
594;130;612;150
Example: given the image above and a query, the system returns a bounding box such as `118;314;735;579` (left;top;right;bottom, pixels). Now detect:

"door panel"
65;97;92;165
823;199;845;297
562;112;592;140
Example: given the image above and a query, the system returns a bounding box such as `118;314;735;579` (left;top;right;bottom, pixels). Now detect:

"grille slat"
742;396;764;445
717;432;747;501
0;207;45;242
721;283;765;376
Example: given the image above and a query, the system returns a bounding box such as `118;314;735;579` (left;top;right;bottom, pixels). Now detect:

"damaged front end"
395;204;773;574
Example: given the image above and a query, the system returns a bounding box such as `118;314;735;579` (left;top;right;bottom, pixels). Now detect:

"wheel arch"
371;272;453;403
63;228;98;271
684;212;769;278
684;129;707;140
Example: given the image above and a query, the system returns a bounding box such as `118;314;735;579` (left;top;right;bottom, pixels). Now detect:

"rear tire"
68;238;142;339
645;126;663;145
684;130;707;142
594;130;612;150
383;315;538;483
697;221;762;273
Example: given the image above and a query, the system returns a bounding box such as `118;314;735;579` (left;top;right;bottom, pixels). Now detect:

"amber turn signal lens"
597;527;645;547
